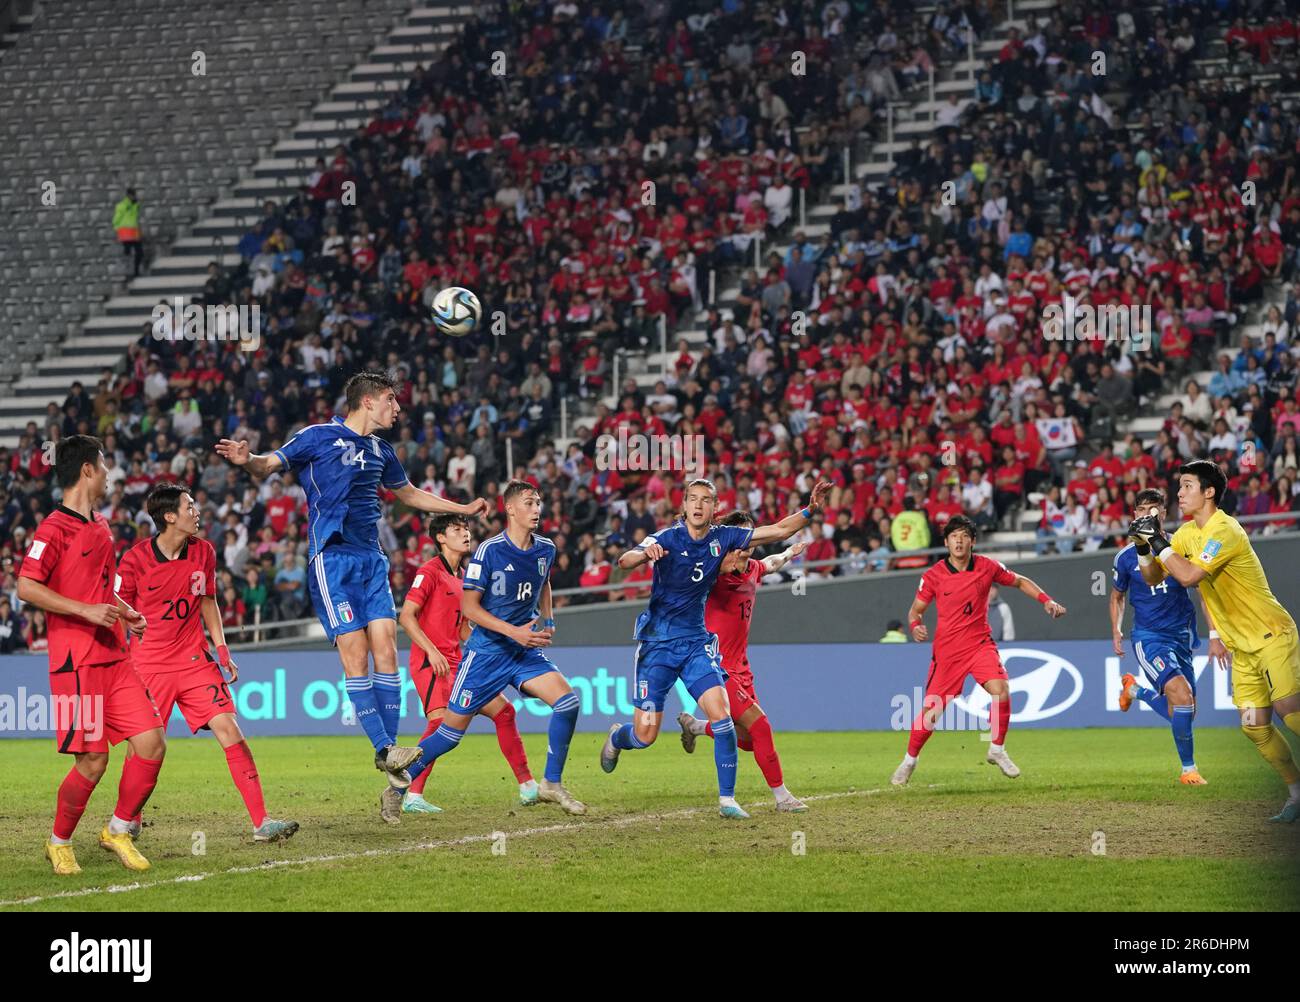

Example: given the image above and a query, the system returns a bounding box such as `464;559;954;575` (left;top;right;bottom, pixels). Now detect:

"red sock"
989;697;1011;745
114;755;163;822
224;741;267;828
493;703;533;784
408;718;440;795
746;715;783;788
704;721;713;737
53;767;99;841
907;693;952;757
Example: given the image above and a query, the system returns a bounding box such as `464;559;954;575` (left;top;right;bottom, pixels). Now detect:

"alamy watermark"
1042;295;1152;351
595;426;705;472
152;298;261;352
1;690;103;740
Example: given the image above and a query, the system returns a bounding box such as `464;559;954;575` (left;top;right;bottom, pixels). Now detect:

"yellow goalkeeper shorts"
1231;628;1300;710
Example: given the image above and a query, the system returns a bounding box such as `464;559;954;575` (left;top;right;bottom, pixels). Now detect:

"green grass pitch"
1;728;1297;911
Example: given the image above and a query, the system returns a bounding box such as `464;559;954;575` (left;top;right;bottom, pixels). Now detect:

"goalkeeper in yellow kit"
1132;459;1300;823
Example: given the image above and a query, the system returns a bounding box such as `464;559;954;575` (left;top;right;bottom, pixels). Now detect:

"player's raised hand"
1043;600;1066;619
788;540;809;558
463;497;490;518
215;439;251;466
81;603;122;628
911;622;928;642
642;541;667;562
808;479;832;510
1208;635;1232;672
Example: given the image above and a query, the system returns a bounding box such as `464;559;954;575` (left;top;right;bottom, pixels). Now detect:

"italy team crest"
458;690;473;708
538;557;546;576
337;602;354;624
709;540;721;557
637;680;648;700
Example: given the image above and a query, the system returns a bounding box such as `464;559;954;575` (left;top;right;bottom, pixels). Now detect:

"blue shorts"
448;646;559;715
308;545;396;644
632;634;726;713
1132;636;1196;695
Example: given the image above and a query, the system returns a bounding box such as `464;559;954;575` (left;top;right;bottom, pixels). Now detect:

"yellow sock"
1242;724;1300;784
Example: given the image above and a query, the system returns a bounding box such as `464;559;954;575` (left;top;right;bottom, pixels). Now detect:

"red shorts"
411;659;461;715
723;667;759;717
925;644;1007;700
139;661;234;734
50;657;163;754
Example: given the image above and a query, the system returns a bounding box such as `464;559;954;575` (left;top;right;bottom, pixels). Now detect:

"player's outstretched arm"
461;587;551;648
392;483;489;519
215;439;283;480
17;577;120;627
617;539;666;570
199;595;237;682
1012;573;1066;618
749;479;832;547
761;540;808;574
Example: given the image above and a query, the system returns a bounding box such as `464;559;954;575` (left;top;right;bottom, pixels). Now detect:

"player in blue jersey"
216;372;488;822
1110;488;1206;785
395;478;587;820
601;477;831;819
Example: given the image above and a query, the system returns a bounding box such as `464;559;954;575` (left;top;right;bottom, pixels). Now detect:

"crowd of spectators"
3;0;1300;647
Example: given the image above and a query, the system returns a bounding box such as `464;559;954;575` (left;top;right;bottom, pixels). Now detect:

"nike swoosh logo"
81;549;93;557
148;585;161;591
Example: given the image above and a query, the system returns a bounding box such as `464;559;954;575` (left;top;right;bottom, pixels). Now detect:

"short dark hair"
503;478;540;505
1134;488;1166;510
145;483;190;529
719;509;755;528
428;513;471;549
1178;460;1227;505
343;371;398;411
942;514;978;542
54;435;103;489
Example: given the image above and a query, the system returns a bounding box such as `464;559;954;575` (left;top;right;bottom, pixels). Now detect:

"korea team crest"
709;540;721;557
337;601;354;624
1199;539;1222;563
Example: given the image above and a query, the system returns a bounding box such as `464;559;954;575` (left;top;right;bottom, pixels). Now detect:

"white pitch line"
2;785;935;908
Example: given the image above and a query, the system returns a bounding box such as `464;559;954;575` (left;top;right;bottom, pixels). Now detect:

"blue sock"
372;670;403;743
544;693;580;783
1172;705;1196;769
711;717;738;798
407;723;466;784
345;676;392;753
1136;686;1171;722
611;722;649;751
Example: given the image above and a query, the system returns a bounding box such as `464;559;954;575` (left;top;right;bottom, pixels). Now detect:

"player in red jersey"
396;513;536;814
16;436;164;876
117;484;299;843
892;515;1066;786
676;510;810;811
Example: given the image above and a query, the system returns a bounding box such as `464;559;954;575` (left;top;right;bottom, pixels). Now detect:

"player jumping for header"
1110;487;1206;785
676;510;810;812
1131;459;1300;822
394;480;587;822
602;477;831;820
216;372;488;816
893;515;1066;787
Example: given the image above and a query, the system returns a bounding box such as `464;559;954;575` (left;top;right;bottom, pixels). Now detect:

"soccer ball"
430;286;482;337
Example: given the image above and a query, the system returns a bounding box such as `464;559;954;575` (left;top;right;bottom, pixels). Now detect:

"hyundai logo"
953;648;1084;722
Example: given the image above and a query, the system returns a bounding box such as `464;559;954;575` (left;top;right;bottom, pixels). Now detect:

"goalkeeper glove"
1128;514;1171;555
